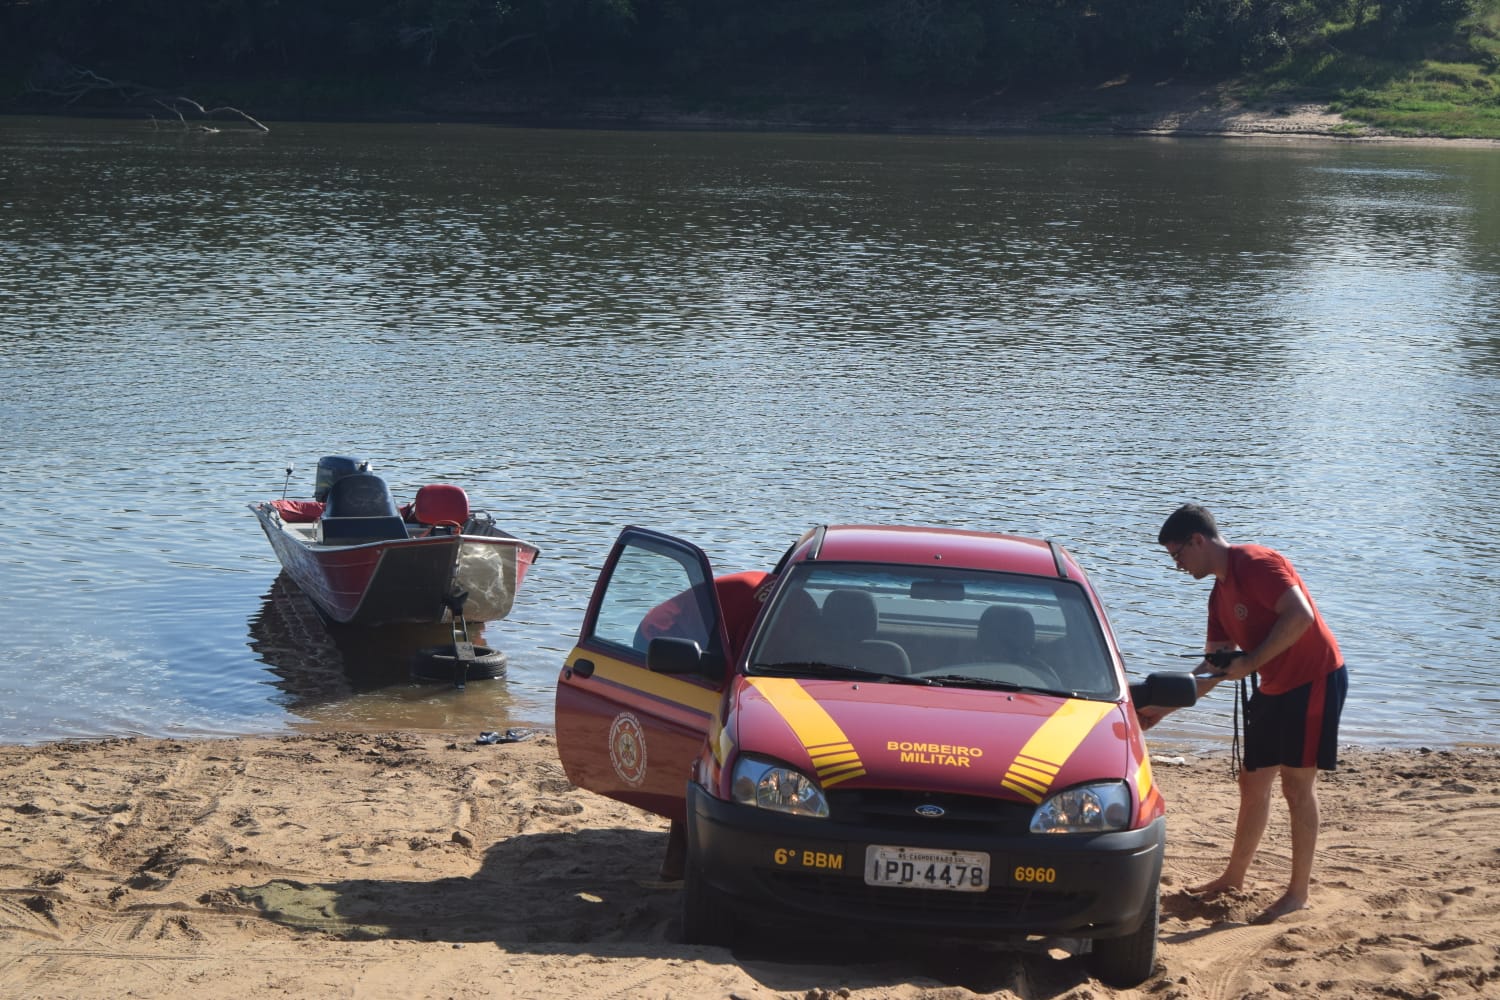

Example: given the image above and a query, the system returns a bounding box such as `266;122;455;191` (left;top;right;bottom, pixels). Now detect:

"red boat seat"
271;499;324;523
413;484;469;528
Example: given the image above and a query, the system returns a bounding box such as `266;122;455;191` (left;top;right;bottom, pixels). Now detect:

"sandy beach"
1;730;1496;999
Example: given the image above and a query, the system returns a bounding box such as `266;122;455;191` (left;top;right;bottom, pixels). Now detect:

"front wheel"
1089;889;1159;987
680;835;735;946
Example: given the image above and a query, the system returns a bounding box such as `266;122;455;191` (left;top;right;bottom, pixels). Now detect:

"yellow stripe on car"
1136;754;1154;803
748;677;867;786
1002;759;1055;799
1001;700;1115;803
575;654;722;717
708;713;727;765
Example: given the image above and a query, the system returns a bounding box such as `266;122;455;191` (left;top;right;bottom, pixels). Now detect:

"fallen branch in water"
152;96;270;133
24;60;269;133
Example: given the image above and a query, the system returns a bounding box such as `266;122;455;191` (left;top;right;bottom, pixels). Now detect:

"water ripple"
2;119;1497;749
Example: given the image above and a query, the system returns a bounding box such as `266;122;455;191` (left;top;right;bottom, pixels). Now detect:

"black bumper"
685;782;1164;939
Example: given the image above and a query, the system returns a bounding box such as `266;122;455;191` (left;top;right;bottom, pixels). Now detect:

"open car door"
555;527;730;822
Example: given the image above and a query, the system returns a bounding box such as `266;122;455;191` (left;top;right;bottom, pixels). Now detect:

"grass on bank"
1238;0;1500;138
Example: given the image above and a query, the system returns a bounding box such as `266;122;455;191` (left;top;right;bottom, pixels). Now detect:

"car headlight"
731;756;829;818
1030;781;1131;833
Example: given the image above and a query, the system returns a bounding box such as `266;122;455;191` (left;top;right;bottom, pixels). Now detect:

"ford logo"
914;804;945;818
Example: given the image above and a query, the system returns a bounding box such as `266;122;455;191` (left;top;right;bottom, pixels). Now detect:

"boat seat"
413;484;470;529
319;472;408;544
323;472;400;518
318;515;410;544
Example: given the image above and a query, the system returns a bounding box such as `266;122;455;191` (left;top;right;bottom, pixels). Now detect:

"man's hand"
1136;704;1174;731
1194;673;1225;698
1194;647;1249;681
1202;649;1245;671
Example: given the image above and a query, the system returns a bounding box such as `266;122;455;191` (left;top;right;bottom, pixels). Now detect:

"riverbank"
14;75;1495;144
364;76;1500;144
1;732;1494;999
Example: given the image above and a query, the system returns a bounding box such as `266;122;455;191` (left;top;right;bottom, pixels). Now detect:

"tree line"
1;0;1477;111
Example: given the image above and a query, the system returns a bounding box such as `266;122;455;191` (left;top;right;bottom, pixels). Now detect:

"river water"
2;115;1497;750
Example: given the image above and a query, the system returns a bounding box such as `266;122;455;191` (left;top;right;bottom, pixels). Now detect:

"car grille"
794;791;1091;926
827;788;1036;835
761;870;1089;925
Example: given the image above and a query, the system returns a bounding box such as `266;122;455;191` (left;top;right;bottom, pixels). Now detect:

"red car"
555;524;1195;986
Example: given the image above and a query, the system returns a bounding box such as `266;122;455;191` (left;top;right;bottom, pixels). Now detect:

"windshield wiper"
922;673;1075;697
751;662;931;684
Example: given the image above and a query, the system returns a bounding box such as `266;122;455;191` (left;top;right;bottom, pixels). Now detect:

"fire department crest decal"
608;712;647;786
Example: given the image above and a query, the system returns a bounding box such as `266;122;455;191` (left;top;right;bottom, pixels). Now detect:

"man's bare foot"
1186;875;1242;898
1252;893;1309;924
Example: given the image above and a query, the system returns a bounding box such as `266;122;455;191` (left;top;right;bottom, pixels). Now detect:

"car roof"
791;524;1080;580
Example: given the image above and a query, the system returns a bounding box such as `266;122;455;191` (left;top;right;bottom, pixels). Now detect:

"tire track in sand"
1187;923;1284;1000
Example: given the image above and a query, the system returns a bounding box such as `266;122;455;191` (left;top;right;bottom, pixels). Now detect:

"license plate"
864;845;990;892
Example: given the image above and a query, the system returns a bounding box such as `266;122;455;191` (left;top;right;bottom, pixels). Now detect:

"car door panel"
556;527;725;821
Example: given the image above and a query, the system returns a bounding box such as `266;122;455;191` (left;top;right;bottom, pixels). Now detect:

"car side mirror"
647;636;725;679
1130;671;1199;709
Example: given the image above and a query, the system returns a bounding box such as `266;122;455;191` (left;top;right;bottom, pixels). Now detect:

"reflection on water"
2;117;1498;750
248;574;531;734
249;573;439;704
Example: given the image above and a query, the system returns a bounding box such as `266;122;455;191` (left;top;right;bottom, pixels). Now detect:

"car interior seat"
820;589;910;674
978;605;1038;662
756;588;820;665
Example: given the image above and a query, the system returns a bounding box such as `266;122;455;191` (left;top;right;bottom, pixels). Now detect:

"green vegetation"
2;0;1497;138
1239;0;1500;137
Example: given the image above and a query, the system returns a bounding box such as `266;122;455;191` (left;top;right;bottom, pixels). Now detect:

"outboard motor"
313;455;369;502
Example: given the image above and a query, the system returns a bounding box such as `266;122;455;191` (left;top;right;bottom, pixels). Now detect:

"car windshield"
746;562;1121;699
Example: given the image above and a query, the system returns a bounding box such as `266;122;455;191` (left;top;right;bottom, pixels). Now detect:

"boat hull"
251;502;537;626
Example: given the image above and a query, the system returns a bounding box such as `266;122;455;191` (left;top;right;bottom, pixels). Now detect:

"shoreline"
356;80;1500;147
2;732;1495;998
8;730;1496;754
7;714;1493;754
10;78;1500;147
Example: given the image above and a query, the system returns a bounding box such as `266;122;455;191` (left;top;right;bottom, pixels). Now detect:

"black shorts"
1243;666;1348;771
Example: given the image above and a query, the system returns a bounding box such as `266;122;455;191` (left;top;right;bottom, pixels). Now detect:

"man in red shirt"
1143;504;1348;924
